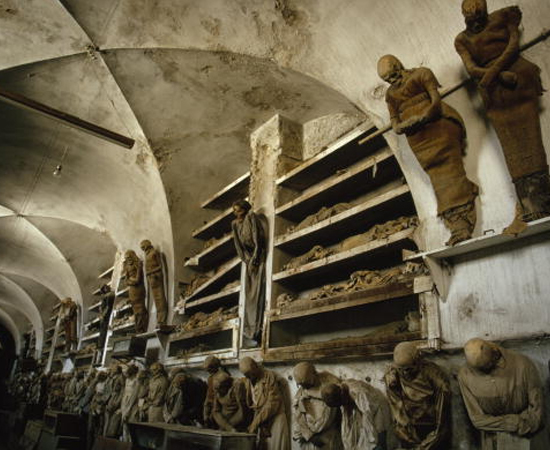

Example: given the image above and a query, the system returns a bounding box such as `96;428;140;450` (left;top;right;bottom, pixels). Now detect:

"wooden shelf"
406;216;550;261
170;317;239;343
92;287;102;296
98;266;114;280
182;258;241;303
116;287;129;298
52;303;61;312
114;304;132;316
276;122;382;191
185;234;236;271
111;322;135;333
201;172;250;210
273;228;416;288
275;183;414;254
86;317;100;329
180;285;240;311
168;318;240;361
88;301;101;312
192;207;235;241
271;280;416;322
276;147;400;221
81;332;99;342
264;334;422;362
49;315;57;323
45;326;55;334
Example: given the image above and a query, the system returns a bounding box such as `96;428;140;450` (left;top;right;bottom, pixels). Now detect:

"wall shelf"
264;334;423;362
82;332;100;342
115;287;129;298
192;207;235;241
276;147;400;221
184;234;236;271
200;172;250;210
271;280;416;322
406;216;550;261
88;301;101;313
275;183;414;254
168;317;240;361
114;304;132;316
180;285;241;312
276;123;381;190
98;266;114;280
273;228;416;288
182;258;241;303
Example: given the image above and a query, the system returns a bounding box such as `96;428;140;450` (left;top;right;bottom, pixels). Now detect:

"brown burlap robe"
455;7;550;232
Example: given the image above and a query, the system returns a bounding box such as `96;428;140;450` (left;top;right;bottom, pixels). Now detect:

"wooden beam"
0;87;135;149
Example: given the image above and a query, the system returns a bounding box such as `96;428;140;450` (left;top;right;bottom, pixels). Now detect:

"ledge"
88;301;101;312
200;172;250;210
98;266;114;280
270;280;417;322
170;317;239;342
275;183;413;254
114;304;132;316
276;147;399;221
192;207;235;241
406;216;550;261
264;333;423;362
81;332;99;342
111;322;135;333
116;287;129;298
276;122;381;190
184;234;236;271
182;258;241;303
273;228;416;287
179;285;241;312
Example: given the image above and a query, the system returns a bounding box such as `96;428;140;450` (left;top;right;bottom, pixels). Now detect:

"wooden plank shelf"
271;280;416;322
86;317;100;329
264;334;423;362
116;287;129;298
81;332;100;342
406;216;550;261
276;122;382;191
88;301;101;312
46;326;55;334
185;234;236;271
192;207;235;241
168;318;240;362
181;285;241;311
273;228;417;288
111;322;135;333
98;266;114;280
170;317;239;343
201;172;250;210
275;183;414;254
92;287;102;296
276;147;400;221
52;303;61;312
114;304;132;316
49;314;57;323
182;258;241;303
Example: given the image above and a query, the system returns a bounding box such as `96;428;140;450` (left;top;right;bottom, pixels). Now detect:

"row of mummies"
28;338;545;450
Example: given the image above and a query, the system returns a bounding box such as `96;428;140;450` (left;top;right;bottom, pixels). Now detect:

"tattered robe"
385;360;451;449
246;369;290;450
385;67;477;216
339;380;393;450
293;371;343;449
458;347;547;450
232;211;266;341
148;372;169;422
